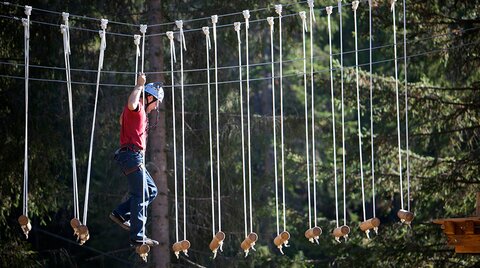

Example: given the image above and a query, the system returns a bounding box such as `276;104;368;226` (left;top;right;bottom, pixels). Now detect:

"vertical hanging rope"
391;0;404;211
166;31;178;243
307;0;318;228
368;0;377;220
202;27;215;239
234;22;248;239
299;11;311;231
337;0;348;229
326;6;340;229
267;16;279;237
275;3;287;234
83;19;108;227
175;20;188;243
352;1;367;224
133;35;141;84
211;15;222;234
242;9;254;236
60;15;79;222
139;24;147;244
20;6;32;239
402;0;411;213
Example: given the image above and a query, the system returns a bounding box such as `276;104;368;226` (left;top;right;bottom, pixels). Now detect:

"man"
109;73;164;246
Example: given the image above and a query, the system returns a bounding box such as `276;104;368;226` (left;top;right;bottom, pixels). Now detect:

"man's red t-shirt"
120;104;147;150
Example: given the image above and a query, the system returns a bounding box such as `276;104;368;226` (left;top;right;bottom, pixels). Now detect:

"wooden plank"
433;217;480;224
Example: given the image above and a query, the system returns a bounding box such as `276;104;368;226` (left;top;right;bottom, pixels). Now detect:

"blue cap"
144;82;164;103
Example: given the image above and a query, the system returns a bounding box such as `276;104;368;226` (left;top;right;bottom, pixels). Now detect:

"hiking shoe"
130;237;159;247
109;211;130;231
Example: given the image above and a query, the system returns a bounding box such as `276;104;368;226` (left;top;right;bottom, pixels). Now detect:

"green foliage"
1;0;480;267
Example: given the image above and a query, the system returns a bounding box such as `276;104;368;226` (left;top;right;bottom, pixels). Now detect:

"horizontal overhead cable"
1;38;478;88
0;19;474;77
1;0;362;31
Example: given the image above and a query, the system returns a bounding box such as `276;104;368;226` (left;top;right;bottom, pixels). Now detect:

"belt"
119;144;144;154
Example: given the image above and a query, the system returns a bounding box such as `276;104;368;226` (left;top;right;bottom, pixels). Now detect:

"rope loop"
202;27;211;49
307;0;316;22
299;11;307;33
166;31;176;63
275;4;283;15
234;22;241;42
352;0;360;11
175;20;187;51
242;10;250;29
24;5;32;16
267;17;274;31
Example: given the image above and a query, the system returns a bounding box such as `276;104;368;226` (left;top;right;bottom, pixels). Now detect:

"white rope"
352;1;367;223
133;34;141;84
275;4;287;233
368;0;376;219
60;19;80;221
234;22;248;239
176;19;188;241
299;11;311;230
243;9;254;235
22;5;32;218
403;0;411;212
391;0;404;210
166;31;179;242
202;26;215;238
338;0;347;227
83;19;108;226
139;24;147;243
307;0;318;227
212;15;222;233
267;16;279;236
327;6;340;228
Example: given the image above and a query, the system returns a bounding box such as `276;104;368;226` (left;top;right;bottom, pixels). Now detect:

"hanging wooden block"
135;244;150;262
304;226;322;244
209;231;225;258
359;217;381;238
240;232;258;257
18;215;31;239
172;239;191;259
273;231;290;255
333;225;350;242
397;209;415;224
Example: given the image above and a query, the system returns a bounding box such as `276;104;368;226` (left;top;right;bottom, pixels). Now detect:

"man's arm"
127;73;146;111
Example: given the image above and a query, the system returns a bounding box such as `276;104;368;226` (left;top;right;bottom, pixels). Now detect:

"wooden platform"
433;217;480;253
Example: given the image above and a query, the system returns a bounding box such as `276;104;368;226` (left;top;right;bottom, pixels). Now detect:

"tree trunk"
147;1;170;267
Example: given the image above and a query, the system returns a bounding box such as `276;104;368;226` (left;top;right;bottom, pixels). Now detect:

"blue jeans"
113;149;158;240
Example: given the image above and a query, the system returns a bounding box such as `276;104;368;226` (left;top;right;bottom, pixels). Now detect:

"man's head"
144;82;164;113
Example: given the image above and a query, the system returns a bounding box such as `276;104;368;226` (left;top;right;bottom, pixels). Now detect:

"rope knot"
62;12;69;23
202;27;211;49
326;6;333;15
166;31;176;63
24;5;32;16
166;31;174;41
352;1;360;11
60;24;67;34
133;34;141;46
299;11;307;32
267;16;275;29
175;20;187;51
139;24;147;33
101;19;108;30
243;10;250;29
307;0;314;8
211;15;218;24
390;0;397;11
21;18;29;28
275;4;282;15
234;22;241;43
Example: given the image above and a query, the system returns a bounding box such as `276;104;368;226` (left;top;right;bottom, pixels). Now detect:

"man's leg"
144;169;158;204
